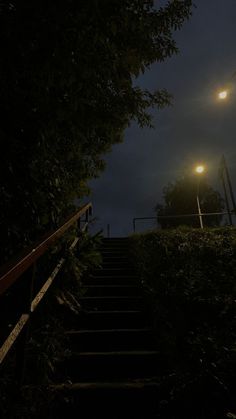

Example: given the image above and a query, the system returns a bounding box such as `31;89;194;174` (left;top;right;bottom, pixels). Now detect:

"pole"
196;195;203;229
222;155;236;219
196;176;203;229
221;171;233;225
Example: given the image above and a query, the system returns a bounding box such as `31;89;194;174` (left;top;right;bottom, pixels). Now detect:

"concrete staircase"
52;237;160;418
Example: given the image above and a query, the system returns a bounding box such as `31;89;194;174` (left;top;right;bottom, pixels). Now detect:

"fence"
132;211;235;233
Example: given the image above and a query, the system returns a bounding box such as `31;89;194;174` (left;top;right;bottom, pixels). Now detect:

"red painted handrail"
0;202;92;296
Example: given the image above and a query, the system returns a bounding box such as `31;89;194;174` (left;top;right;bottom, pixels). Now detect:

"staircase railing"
0;202;92;375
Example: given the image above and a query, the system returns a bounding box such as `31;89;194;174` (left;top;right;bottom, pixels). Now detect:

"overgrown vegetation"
130;228;236;418
0;231;102;418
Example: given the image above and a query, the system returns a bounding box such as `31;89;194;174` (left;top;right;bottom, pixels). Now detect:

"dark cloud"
88;0;236;236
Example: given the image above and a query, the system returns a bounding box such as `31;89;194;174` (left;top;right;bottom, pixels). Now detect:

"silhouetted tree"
0;0;193;262
156;175;224;228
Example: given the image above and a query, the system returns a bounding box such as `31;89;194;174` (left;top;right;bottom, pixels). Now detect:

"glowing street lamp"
218;90;228;100
194;165;205;229
195;165;205;174
217;71;236;101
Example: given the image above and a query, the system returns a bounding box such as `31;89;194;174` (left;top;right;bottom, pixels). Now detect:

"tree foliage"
156;175;224;228
0;0;193;262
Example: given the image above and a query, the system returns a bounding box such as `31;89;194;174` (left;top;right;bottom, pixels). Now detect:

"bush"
130;227;236;418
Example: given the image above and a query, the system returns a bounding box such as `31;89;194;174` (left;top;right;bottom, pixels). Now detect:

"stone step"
100;250;128;257
83;275;138;286
78;296;144;311
65;328;157;352
80;285;142;296
101;261;130;270
101;241;129;247
56;350;160;382
50;380;160;418
101;256;129;263
92;268;134;276
76;310;149;329
100;246;129;251
102;237;129;241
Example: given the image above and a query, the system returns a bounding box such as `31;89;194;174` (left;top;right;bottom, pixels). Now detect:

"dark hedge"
130;228;236;419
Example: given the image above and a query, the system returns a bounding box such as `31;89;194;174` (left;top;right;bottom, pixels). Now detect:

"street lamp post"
219;155;236;224
195;165;205;229
220;167;232;225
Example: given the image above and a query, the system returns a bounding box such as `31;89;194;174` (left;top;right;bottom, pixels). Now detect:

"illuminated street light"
217;72;236;102
194;164;205;229
218;90;228;100
215;71;236;102
195;165;205;174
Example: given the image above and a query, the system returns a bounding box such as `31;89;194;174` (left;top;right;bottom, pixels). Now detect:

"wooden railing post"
15;263;36;384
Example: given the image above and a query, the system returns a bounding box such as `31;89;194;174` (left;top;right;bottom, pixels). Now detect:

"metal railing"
0;202;92;376
133;211;233;233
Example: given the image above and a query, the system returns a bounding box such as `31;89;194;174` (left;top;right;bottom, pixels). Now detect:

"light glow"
218;90;228;100
195;165;205;174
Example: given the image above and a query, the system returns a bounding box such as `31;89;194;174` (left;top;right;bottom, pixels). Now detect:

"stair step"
102;239;128;243
74;350;158;355
100;242;129;247
83;276;138;286
77;310;149;329
102;237;129;241
102;256;128;262
56;350;160;382
50;380;159;418
100;250;128;256
100;247;128;253
52;380;159;390
92;268;133;276
66;328;156;351
79;295;144;311
80;285;142;296
101;262;130;269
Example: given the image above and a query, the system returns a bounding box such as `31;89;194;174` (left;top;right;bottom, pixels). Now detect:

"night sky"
88;0;236;236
